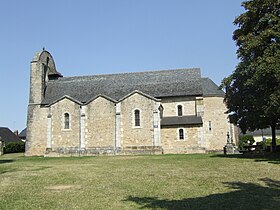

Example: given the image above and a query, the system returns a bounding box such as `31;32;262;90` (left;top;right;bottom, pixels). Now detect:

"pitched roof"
201;78;224;97
0;127;22;143
240;128;280;136
161;116;203;126
19;128;26;139
42;68;223;105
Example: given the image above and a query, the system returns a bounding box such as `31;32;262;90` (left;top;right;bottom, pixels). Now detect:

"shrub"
238;135;255;150
4;142;25;154
264;138;280;146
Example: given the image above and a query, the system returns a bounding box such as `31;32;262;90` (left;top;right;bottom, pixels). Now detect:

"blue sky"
0;0;244;131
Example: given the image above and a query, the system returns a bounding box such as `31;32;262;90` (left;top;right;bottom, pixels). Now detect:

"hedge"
4;142;25;154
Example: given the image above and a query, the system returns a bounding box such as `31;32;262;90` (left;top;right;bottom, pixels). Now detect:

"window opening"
135;110;140;126
64;113;70;129
178;105;183;116
179;129;184;140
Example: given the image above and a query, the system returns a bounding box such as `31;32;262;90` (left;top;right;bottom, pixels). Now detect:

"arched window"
134;109;140;127
177;105;183;116
64;113;70;129
179;128;184;140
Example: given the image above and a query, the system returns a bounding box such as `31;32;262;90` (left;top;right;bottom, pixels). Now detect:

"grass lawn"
0;153;280;210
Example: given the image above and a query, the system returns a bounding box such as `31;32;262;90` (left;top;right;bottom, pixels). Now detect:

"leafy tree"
221;0;280;151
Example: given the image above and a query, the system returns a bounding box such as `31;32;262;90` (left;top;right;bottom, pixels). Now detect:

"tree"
221;0;280;151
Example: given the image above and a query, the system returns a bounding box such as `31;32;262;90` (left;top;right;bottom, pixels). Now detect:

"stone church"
25;50;233;156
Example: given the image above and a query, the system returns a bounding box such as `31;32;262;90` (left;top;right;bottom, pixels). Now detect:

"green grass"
0;153;280;210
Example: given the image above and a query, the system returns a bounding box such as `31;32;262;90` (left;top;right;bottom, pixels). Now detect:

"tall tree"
221;0;280;151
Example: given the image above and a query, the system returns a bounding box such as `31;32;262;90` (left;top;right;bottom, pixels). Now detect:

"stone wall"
161;126;204;154
161;96;196;117
202;96;228;150
25;105;48;156
26;95;228;156
51;98;81;149
26;50;59;156
85;96;115;148
120;93;155;147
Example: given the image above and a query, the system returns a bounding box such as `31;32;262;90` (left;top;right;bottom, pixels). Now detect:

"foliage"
221;0;280;151
4;142;25;154
256;141;264;147
254;138;280;151
238;135;255;150
265;138;280;146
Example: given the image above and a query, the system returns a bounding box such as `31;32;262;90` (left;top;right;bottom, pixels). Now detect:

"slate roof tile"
0;127;22;143
161;116;203;126
42;68;223;105
201;77;224;97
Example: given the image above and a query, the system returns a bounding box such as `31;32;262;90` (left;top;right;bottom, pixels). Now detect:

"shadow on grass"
0;168;17;174
30;166;52;171
211;152;280;164
0;159;14;164
0;166;51;175
124;178;280;210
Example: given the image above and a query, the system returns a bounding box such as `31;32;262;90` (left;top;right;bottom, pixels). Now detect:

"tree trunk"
271;124;276;152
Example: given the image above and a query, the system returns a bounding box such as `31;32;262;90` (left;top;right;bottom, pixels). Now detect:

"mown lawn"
0;153;279;210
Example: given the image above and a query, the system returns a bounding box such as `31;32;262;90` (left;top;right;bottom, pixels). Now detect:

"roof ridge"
59;68;200;80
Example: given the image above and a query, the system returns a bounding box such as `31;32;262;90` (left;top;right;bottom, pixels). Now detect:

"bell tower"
29;49;62;104
26;49;62;156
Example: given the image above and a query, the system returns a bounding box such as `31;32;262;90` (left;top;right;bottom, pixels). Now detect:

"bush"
238;135;255;150
256;141;264;147
4;142;25;154
264;138;280;146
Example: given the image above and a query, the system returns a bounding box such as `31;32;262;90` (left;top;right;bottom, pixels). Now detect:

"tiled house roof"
42;68;224;105
0;127;22;143
19;128;26;139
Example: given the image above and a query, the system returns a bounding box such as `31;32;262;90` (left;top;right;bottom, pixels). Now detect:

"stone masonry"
25;50;234;156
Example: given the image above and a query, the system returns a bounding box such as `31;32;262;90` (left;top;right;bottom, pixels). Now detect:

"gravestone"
224;143;235;154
